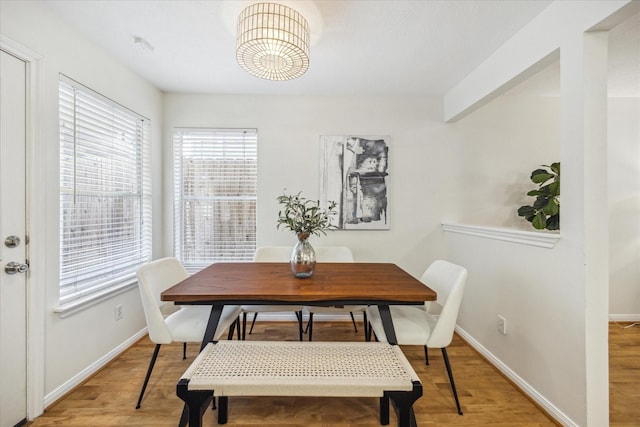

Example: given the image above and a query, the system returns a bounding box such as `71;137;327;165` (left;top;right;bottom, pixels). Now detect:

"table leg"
201;305;223;350
377;304;398;345
376;303;398;425
179;305;225;426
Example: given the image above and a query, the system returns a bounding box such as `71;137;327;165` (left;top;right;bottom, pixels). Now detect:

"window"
59;76;151;304
173;128;257;271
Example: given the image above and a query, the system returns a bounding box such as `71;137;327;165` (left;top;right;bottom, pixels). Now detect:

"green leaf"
542;198;559;215
546;214;560;230
549;162;560;175
532;212;547;229
518;206;536;217
533;196;549;210
548;181;560;196
531;170;554;184
537;185;551;196
527;190;540;196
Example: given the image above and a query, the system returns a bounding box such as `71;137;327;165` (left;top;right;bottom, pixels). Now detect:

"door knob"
5;261;28;274
4;235;21;248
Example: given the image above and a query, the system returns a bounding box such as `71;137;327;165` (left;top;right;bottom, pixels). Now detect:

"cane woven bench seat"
177;340;423;426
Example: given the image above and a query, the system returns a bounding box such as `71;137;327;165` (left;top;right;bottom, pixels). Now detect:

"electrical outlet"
497;315;507;335
114;304;123;321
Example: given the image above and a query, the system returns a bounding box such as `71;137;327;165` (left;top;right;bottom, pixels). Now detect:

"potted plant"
276;191;338;277
517;162;560;230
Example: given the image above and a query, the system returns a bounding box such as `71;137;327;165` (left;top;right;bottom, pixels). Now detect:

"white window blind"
59;76;152;304
173;128;257;271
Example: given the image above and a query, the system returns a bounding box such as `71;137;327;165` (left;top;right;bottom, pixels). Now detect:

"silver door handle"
5;261;28;274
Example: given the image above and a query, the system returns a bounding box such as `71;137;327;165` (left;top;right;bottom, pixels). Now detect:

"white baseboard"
44;328;148;408
609;314;640;322
44;315;361;407
454;325;578;427
248;312;365;322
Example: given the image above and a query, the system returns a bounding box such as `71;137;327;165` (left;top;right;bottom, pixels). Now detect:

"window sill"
54;280;138;318
441;222;561;249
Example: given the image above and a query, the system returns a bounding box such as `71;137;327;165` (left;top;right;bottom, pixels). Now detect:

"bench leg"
217;396;228;424
177;379;213;427
385;380;423;427
379;396;390;425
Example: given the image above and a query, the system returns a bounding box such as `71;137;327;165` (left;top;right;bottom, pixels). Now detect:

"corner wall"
609;98;640;319
0;0;163;409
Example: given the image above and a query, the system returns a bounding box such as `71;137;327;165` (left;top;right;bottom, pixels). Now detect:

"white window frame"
57;75;152;312
173;128;257;272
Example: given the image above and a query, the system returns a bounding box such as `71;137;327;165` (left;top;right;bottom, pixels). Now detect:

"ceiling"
43;0;637;97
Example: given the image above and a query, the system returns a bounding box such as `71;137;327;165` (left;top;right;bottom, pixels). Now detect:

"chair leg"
236;317;241;340
248;312;258;334
363;311;368;340
307;312;314;341
242;312;247;340
136;343;161;409
296;311;304;341
183;342;187;359
441;347;463;415
349;311;358;333
227;317;238;340
304;315;310;334
424;345;429;365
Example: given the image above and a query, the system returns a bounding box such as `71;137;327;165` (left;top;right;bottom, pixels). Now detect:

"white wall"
163;94;457;277
0;0;163;406
445;94;561;228
442;2;635;426
445;92;589;422
609;98;640;318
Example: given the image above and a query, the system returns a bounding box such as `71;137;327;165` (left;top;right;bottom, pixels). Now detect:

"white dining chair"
241;246;305;340
302;246;368;341
135;257;242;409
366;259;467;415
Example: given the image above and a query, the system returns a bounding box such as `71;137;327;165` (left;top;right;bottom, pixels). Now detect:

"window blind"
173;128;257;271
59;76;152;303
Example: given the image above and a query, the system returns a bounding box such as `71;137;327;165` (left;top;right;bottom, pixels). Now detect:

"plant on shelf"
517;162;560;231
276;191;338;237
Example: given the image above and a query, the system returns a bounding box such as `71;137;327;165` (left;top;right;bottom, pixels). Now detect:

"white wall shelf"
441;222;561;249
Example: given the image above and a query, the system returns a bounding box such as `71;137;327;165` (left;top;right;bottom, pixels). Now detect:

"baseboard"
43;315;360;406
249;312;365;322
609;314;640;322
44;328;148;408
454;325;578;427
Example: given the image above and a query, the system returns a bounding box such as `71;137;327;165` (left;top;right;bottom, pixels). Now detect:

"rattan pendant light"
236;2;310;81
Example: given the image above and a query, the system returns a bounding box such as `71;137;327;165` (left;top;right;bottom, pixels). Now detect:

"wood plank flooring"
30;320;640;426
609;321;640;426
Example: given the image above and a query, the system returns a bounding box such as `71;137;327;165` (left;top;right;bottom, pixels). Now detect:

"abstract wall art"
320;135;390;230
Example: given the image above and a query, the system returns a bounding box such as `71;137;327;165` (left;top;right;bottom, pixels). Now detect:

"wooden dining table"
161;262;437;347
162;262;436;427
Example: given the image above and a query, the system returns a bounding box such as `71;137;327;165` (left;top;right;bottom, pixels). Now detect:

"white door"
0;49;28;427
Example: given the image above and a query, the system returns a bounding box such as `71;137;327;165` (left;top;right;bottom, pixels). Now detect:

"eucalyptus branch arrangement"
517;162;560;231
276;191;338;237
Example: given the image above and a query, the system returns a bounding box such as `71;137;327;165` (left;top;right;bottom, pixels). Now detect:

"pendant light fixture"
236;2;310;81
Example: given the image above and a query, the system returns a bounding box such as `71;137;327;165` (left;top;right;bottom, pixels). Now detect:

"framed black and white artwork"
320;135;390;230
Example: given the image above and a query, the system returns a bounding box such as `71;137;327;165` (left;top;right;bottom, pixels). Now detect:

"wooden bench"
177;340;423;427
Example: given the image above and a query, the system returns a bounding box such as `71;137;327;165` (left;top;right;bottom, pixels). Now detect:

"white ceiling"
43;0;638;97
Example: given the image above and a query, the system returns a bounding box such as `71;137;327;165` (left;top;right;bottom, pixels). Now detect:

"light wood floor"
26;320;637;427
609;322;640;426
